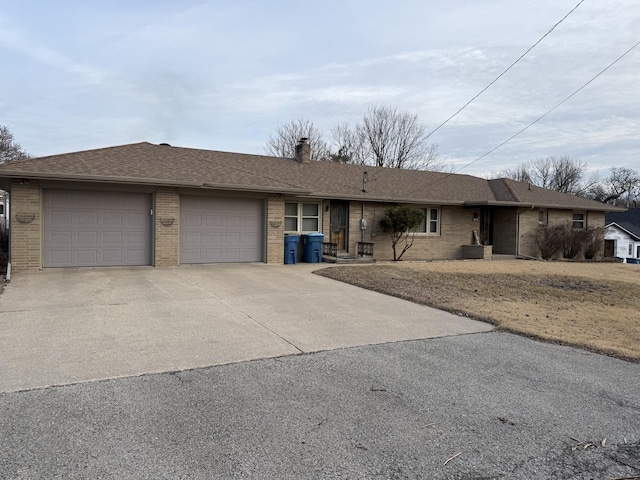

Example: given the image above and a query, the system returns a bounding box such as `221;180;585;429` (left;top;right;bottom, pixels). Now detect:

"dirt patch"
315;260;640;361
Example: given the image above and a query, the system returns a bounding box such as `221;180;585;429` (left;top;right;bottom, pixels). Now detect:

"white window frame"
413;207;440;236
572;212;585;229
284;201;321;234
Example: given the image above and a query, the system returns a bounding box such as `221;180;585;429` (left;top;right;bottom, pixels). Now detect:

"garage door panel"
78;211;98;225
77;250;98;264
50;250;73;265
181;196;263;264
103;212;123;225
78;231;99;244
44;190;152;268
103;232;122;244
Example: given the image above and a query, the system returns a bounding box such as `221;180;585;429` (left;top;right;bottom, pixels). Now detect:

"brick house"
0;140;622;272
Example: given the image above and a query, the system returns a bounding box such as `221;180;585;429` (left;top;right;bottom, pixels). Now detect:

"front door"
330;201;349;252
479;206;493;245
604;239;615;258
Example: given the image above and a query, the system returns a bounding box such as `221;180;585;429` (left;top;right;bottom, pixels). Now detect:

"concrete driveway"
0;263;492;393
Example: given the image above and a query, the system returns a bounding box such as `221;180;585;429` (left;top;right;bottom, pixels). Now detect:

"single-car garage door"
43;189;152;267
181;196;264;264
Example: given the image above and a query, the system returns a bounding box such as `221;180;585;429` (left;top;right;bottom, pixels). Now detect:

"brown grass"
316;260;640;361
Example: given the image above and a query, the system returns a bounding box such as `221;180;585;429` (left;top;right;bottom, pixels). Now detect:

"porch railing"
323;242;338;257
357;241;374;256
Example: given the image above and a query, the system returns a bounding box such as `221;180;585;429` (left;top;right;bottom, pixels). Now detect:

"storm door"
330;201;349;252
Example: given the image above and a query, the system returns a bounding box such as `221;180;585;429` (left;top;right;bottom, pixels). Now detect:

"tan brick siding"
266;195;285;264
517;208;542;258
10;182;41;271
348;203;480;261
155;188;180;266
518;208;607;259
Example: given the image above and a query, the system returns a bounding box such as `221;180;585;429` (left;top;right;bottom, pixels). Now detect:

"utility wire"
425;0;585;139
402;39;640;195
368;1;584;182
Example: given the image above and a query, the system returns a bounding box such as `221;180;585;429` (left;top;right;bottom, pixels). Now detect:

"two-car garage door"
43;190;264;267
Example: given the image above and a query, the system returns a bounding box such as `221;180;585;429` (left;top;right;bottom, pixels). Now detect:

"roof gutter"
464;200;625;212
308;192;467;205
0;172;311;194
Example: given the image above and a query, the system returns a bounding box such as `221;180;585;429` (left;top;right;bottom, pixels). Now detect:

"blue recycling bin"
284;235;300;264
302;233;324;263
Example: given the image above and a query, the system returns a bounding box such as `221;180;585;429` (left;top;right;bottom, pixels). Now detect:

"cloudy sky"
1;0;638;177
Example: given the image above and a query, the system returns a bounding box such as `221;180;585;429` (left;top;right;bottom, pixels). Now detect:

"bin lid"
306;232;324;238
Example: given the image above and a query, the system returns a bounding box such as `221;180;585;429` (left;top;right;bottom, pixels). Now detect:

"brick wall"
10;181;41;271
351;203;479;261
154;188;180;266
518;208;608;259
266;195;285;264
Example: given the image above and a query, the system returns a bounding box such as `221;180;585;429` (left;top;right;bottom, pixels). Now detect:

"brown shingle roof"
0;141;622;211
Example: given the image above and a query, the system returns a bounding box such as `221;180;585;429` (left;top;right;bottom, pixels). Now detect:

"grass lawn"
316;260;640;362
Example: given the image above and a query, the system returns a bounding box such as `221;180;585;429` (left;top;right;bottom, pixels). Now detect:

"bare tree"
357;106;441;170
265;107;443;170
498;156;596;197
589;167;640;206
328;122;366;164
0;125;30;163
265;119;330;162
496;164;532;183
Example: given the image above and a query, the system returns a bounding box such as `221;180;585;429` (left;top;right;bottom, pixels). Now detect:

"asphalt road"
1;331;639;479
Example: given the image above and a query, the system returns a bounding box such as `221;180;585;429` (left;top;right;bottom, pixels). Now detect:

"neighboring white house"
605;208;640;263
605;223;640;262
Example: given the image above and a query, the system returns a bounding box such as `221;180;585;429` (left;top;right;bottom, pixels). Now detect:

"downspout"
5;192;10;283
361;202;365;245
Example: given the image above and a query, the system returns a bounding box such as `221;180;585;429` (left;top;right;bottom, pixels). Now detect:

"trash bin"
302;233;324;263
284;235;300;264
626;258;639;264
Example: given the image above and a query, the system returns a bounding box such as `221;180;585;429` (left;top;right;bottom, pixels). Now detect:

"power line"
402;39;640;195
425;0;585;139
368;0;585;182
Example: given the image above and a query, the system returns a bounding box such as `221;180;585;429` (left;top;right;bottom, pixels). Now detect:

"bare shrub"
583;226;605;259
535;223;565;260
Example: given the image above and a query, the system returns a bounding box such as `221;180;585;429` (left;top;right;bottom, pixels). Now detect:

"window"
284;202;321;233
572;212;585;229
629;243;634;256
0;204;4;215
415;207;440;235
538;210;546;224
284;202;298;231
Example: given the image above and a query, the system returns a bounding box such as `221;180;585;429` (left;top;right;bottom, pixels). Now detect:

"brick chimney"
295;137;310;163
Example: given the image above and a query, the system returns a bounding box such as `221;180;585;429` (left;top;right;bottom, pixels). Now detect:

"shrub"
583;226;605;260
535;223;564;260
379;206;424;261
559;222;588;259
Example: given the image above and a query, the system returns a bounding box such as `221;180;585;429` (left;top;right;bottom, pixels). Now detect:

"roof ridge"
500;178;522;202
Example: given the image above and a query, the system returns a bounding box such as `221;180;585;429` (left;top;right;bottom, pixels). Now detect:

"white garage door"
43;189;152;267
181;196;264;264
